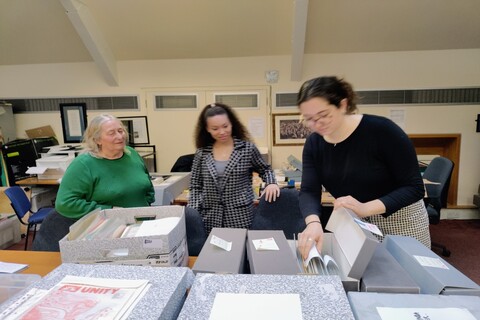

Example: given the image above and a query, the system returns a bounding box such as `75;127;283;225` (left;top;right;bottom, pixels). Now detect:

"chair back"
4;186;32;220
170;154;195;172
251;188;306;239
422;156;454;208
184;207;207;256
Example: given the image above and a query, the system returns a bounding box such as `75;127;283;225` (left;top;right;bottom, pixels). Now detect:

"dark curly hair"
297;76;358;114
194;103;251;148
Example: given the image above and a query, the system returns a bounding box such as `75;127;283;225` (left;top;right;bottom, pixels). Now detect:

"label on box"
353;217;383;236
210;235;232;251
252;237;279;251
143;238;164;248
414;255;449;269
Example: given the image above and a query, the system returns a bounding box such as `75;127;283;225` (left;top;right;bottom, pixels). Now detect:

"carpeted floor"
429;219;480;285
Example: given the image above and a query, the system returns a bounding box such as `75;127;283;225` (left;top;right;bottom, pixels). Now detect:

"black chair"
4;186;54;250
422;156;454;257
170;154;195;172
184;207;207;256
251;188;306;239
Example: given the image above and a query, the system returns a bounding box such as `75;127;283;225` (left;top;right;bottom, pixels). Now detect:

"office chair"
4;186;53;250
170;154;195;172
251;188;306;239
422;156;454;257
184;207;207;256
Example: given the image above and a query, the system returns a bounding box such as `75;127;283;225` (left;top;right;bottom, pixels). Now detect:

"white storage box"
178;273;355;320
0;215;21;250
59;206;188;267
36;154;74;170
0;263;195;320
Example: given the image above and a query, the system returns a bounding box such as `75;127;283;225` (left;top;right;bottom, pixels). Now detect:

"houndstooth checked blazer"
188;139;277;234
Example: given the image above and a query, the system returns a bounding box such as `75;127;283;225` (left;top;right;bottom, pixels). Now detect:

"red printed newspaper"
3;275;150;320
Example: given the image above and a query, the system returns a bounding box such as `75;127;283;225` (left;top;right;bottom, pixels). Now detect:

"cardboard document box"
0;263;195;320
361;243;420;294
312;207;379;292
246;230;301;275
59;206;188;267
192;228;247;274
384;235;480;296
178;273;355;320
348;292;480;320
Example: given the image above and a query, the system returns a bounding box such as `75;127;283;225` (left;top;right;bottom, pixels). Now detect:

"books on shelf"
2;275;150;320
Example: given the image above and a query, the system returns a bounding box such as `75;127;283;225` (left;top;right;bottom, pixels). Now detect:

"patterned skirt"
365;199;431;248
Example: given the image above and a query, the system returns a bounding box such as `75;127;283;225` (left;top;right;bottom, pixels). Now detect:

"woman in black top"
296;76;430;259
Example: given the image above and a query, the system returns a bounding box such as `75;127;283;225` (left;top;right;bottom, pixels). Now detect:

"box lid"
192;228;247;274
325;208;379;279
384;235;480;295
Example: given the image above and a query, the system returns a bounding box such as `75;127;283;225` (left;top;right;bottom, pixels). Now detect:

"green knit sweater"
55;146;155;219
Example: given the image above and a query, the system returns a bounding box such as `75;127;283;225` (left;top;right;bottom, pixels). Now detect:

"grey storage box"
59;206;188;267
348;292;480;320
0;263;195;320
384;235;480;296
178;273;355;320
317;207;379;291
361;243;420;294
247;230;301;275
192;228;247;274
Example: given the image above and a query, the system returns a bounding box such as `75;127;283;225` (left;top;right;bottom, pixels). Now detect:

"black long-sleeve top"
299;114;425;219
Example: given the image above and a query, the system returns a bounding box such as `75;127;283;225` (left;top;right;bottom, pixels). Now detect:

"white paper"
414;255;449;269
248;117;265;138
67;109;83;136
209;293;303;320
0;261;29;273
353;217;384;236
25;167;47;174
252;237;279;251
210;235;232;251
135;217;180;237
377;307;476;320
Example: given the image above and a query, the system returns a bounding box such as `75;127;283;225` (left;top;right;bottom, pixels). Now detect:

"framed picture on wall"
272;113;310;146
118;116;150;145
59;103;88;143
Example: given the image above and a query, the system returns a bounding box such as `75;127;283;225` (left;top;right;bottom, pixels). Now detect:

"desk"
15;177;60;186
0;250;197;277
173;190;335;206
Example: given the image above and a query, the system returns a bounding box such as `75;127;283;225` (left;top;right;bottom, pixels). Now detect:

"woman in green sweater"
33;114;154;251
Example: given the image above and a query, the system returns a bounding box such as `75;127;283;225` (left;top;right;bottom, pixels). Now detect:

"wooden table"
0;250;197;277
14;177;60;186
174;190;335;206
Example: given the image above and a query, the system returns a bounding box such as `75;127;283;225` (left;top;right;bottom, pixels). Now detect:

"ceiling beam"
290;0;309;82
60;0;118;86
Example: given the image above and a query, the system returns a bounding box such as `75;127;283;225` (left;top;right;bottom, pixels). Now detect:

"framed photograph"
59;103;88;143
118;116;150;145
272;113;310;146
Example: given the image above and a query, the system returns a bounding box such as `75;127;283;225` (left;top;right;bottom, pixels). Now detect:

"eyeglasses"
301;111;332;126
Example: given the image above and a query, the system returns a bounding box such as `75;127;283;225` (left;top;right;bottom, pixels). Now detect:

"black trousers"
32;210;78;252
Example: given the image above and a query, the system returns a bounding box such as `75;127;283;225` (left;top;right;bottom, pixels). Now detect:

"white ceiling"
1;0;479;77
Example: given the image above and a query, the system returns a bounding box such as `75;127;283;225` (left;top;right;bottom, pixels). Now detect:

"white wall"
1;49;479;206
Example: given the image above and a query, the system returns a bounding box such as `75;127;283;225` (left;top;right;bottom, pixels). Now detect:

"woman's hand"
334;196;385;218
261;184;281;202
298;215;324;260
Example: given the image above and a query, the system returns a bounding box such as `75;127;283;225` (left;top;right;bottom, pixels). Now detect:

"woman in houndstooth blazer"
188;103;280;234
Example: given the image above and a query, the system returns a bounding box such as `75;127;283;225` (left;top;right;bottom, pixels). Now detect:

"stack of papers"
0;261;29;274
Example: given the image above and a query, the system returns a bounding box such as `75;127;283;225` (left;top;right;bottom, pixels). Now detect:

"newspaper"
3;275;150;320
